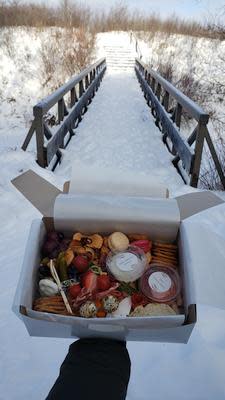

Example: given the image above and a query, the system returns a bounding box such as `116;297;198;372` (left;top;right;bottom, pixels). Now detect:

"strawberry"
131;240;152;253
97;273;111;291
68;283;82;299
81;270;98;292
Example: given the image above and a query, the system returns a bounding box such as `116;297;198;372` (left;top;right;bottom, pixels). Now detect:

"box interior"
19;216;190;331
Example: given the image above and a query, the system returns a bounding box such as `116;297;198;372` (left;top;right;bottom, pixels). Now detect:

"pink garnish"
71;288;92;310
95;283;119;300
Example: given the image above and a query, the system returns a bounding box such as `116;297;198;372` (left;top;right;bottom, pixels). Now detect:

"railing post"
190;122;205;187
79;80;84;97
70;87;78;107
151;77;156;92
163;91;169;111
156;83;161;100
58;99;64;123
33;106;46;168
171;103;182;154
85;74;89;90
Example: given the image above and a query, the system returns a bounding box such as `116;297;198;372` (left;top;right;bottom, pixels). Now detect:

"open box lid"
11;166;180;241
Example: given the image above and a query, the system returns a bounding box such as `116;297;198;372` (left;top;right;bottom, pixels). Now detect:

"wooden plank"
21;120;35;151
43;123;52;140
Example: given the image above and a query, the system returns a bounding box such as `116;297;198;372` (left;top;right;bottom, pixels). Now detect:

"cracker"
154;242;177;249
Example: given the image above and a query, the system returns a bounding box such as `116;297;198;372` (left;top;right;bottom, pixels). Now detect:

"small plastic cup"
106;245;147;283
140;264;181;303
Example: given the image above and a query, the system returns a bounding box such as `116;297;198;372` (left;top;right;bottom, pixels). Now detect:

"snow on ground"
0;30;225;400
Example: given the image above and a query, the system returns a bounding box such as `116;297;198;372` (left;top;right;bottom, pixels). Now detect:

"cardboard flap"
69;162;169;198
11;170;61;216
176;191;224;220
180;203;225;310
54;194;180;241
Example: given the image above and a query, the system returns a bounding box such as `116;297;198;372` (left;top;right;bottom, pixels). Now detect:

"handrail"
135;58;225;189
136;58;208;124
34;58;106;115
22;58;107;169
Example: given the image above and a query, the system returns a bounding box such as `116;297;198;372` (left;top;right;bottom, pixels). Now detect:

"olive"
38;265;51;277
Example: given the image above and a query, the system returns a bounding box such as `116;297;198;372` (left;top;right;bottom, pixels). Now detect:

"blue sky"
74;0;225;21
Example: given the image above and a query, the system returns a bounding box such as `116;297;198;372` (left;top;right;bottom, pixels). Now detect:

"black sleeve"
46;338;131;400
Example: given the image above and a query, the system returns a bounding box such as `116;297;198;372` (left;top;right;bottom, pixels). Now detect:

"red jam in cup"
140;264;181;303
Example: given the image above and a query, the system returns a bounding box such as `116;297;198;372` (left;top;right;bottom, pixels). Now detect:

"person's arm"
46;338;131;400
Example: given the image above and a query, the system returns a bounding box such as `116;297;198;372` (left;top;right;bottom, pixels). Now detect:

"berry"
42;240;58;256
38;265;51;278
131;240;152;253
72;255;89;273
81;270;98;292
68;283;82;298
97;274;111;291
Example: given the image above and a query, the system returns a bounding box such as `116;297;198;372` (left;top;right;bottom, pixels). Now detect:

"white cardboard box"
12;169;225;343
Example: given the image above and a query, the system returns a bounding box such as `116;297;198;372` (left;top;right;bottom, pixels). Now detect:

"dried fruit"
72;255;89;273
68;283;82;299
65;249;74;266
73;233;103;249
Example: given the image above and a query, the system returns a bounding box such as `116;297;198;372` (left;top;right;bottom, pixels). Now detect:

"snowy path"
56;71;183;193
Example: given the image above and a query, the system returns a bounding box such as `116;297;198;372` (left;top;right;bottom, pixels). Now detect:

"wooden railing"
22;58;106;169
135;58;225;189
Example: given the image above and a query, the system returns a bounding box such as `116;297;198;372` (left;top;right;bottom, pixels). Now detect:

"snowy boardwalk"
57;71;182;192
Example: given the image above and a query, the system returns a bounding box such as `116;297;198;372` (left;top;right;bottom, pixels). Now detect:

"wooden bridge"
22;37;225;190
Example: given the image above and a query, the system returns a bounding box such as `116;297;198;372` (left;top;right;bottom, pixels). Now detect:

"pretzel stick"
50;260;73;315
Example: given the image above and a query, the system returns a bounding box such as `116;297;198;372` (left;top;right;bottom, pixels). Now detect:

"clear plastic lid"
140;264;181;303
106;245;147;283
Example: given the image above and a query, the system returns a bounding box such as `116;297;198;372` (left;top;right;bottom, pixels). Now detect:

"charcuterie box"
12;165;225;343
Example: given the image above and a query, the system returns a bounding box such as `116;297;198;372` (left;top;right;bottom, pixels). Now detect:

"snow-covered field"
1;29;225;399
